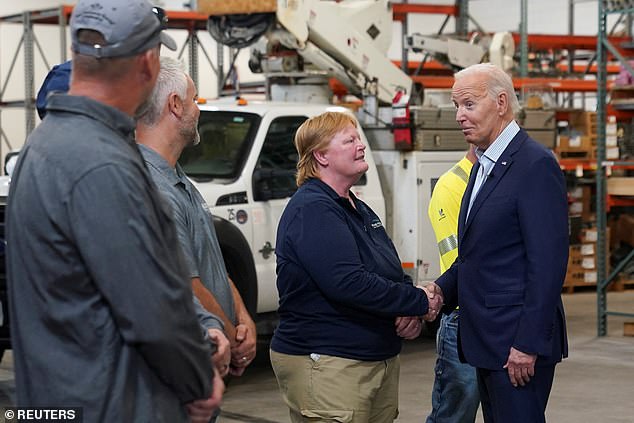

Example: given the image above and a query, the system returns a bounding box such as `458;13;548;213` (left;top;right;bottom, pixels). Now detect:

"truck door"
416;152;464;284
250;115;308;312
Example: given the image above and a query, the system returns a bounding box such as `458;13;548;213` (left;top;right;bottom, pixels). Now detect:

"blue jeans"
426;310;480;423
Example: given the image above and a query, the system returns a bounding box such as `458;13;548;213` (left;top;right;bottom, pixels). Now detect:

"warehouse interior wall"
0;1;620;166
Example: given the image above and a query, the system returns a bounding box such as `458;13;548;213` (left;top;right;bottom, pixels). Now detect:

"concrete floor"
1;290;633;422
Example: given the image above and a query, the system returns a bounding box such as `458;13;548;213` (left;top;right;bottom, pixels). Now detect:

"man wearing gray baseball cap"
70;0;177;58
6;0;222;421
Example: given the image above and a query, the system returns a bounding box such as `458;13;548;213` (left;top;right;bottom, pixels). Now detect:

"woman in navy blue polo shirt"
270;111;437;423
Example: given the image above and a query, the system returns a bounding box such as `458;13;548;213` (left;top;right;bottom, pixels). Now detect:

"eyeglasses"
152;7;168;29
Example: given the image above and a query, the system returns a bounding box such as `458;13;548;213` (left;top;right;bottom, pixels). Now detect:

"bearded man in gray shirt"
136;57;257;380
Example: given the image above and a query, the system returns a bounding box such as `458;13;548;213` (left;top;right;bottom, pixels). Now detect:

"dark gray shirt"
6;94;213;422
139;145;236;325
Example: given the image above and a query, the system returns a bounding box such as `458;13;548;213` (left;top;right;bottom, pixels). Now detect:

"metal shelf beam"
0;5;234;156
410;75;601;92
392;3;459;23
510;33;632;54
597;1;634;336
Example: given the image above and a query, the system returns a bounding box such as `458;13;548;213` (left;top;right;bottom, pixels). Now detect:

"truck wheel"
213;216;259;319
223;252;257;318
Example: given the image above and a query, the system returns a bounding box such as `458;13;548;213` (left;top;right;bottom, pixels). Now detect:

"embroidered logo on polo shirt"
370;220;383;229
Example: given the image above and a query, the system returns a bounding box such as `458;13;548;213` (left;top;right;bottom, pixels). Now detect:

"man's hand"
208;328;231;377
395;316;423;340
421;283;444;321
230;319;257;376
503;347;537;387
185;367;225;423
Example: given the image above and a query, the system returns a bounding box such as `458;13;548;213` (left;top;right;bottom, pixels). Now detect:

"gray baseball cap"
70;0;177;58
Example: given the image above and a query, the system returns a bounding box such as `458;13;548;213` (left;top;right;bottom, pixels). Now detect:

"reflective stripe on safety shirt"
427;157;473;274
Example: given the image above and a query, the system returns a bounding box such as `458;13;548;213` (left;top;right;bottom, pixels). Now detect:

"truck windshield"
179;111;261;180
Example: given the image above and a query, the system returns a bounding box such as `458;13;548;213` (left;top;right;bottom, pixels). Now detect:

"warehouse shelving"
394;2;627;101
596;1;634;336
0;6;74;154
410;75;602;92
0;5;234;160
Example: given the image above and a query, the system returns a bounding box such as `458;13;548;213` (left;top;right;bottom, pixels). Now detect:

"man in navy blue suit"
430;63;569;423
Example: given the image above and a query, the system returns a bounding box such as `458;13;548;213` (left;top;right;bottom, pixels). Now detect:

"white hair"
138;56;189;126
454;63;520;116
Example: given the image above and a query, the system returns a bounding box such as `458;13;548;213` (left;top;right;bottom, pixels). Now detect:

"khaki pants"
270;350;400;423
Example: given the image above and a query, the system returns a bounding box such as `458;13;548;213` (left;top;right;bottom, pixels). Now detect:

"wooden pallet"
562;283;597;294
557;149;592;159
563;277;634;293
569;111;597;134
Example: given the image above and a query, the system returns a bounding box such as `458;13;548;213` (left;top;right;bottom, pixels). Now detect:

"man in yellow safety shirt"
426;146;479;423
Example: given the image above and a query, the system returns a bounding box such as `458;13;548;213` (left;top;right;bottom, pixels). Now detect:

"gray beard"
180;121;200;147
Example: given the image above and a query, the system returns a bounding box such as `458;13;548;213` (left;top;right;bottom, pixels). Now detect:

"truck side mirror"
4;151;20;177
252;169;273;201
252;168;297;201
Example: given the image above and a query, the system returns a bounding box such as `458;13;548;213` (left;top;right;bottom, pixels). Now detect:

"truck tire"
212;216;258;318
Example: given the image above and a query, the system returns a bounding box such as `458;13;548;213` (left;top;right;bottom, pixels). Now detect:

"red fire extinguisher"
392;90;412;150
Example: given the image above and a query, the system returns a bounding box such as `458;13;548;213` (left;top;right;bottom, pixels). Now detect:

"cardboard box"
569;254;596;270
414;129;467;151
570;243;595;256
569;202;583;215
527;130;556;149
606;133;618;146
569;186;584;199
568;185;592;218
607;177;634;196
607;146;620;159
581;243;595;255
616;214;634;246
581;228;598;243
606;122;618;136
558;134;592;151
568;110;597;136
565;269;598;286
518;110;556;130
413;107;461;129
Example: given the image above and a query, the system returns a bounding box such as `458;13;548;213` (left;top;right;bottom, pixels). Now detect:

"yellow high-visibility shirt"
427;157;473;274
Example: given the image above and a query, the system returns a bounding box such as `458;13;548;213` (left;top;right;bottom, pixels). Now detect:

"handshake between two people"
421;282;444;322
395;282;444;340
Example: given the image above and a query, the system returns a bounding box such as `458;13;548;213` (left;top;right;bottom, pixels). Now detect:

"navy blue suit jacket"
436;128;569;370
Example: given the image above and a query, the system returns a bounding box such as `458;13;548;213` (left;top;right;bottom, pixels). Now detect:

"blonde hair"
294;111;358;186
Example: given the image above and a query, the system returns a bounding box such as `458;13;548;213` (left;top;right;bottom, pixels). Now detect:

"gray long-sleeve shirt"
6;94;213;421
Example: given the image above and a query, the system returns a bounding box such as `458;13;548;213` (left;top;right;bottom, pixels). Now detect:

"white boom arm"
407;32;515;72
276;0;413;104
